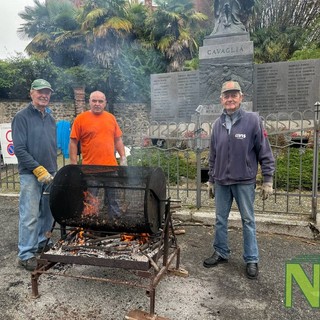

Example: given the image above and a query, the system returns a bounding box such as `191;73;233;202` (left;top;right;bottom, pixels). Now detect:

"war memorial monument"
150;0;319;123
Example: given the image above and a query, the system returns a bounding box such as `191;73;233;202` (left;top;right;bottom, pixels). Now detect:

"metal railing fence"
1;107;319;221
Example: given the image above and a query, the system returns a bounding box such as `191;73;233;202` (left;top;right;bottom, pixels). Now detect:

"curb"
173;208;318;240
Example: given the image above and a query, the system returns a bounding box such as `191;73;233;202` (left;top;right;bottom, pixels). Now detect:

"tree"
145;0;207;71
79;0;134;67
109;43;166;103
18;0;90;67
252;26;305;63
0;56;112;101
289;45;320;61
0;56;61;100
251;0;319;32
12;0;210;102
251;0;320;62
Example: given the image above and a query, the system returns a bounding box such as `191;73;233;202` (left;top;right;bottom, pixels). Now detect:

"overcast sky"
0;0;37;59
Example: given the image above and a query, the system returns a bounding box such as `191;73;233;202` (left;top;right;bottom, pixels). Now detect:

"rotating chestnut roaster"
31;165;184;319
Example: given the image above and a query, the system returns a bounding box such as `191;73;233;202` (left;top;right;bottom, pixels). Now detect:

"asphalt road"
1;195;320;320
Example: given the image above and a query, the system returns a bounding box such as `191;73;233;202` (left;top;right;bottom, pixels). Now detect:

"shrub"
275;147;313;190
126;145;315;191
128;147;196;184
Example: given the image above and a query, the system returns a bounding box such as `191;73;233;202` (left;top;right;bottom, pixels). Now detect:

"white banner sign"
0;123;18;164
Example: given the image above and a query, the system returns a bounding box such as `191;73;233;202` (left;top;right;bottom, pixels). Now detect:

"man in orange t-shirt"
69;91;126;165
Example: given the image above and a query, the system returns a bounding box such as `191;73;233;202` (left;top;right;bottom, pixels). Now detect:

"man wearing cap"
203;80;274;279
12;79;56;271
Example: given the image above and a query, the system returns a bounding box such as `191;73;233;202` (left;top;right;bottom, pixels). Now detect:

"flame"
121;233;149;244
121;234;135;242
83;191;100;216
76;228;85;245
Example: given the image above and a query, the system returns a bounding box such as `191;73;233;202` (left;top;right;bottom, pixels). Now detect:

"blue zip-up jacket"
12;103;57;175
208;108;274;185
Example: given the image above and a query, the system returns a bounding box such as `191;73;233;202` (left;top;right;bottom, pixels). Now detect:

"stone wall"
113;103;150;122
0;100;150;127
0;100;76;123
113;103;150;145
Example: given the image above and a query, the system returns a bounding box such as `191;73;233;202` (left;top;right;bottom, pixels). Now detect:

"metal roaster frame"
30;166;184;319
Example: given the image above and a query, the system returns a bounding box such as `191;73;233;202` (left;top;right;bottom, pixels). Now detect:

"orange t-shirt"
70;111;122;165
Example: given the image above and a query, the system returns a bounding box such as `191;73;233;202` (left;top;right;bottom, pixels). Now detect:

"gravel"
1;195;320;320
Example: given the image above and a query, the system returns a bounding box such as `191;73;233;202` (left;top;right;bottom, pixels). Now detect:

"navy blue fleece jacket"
12;103;57;175
208;108;274;185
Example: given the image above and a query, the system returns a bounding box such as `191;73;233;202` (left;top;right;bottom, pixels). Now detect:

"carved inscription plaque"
254;60;320;115
199;41;253;60
151;71;199;122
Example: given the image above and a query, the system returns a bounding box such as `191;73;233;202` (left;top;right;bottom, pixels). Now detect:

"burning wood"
86;233;120;243
121;234;135;242
45;229;165;263
82;191;100;216
121;233;149;244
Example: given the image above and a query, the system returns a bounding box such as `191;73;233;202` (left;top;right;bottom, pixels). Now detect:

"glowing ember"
76;229;85;245
121;233;149;244
83;191;100;216
121;234;135;242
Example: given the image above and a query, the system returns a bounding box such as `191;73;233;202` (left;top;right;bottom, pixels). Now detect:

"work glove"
207;181;214;199
33;165;54;184
260;181;273;200
120;156;128;166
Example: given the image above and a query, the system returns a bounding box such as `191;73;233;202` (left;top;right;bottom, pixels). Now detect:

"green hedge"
275;147;314;190
128;147;196;184
127;146;317;190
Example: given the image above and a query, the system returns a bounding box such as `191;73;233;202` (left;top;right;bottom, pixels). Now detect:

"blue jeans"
18;174;54;260
213;183;259;263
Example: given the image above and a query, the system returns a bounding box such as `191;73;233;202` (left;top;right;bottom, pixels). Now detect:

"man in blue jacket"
204;80;274;279
12;79;56;271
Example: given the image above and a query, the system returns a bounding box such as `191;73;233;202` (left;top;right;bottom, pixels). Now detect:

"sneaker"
17;257;38;271
36;243;53;253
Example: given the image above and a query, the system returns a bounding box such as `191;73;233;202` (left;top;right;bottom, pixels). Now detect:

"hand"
207;181;214;199
260;182;273;200
120;156;127;166
33;165;54;184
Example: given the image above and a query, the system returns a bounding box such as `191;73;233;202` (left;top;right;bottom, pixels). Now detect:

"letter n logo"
285;255;320;308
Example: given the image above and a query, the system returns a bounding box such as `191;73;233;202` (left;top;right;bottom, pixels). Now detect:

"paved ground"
1;195;320;320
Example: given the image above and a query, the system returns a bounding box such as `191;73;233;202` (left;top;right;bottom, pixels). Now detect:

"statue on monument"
210;0;255;37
